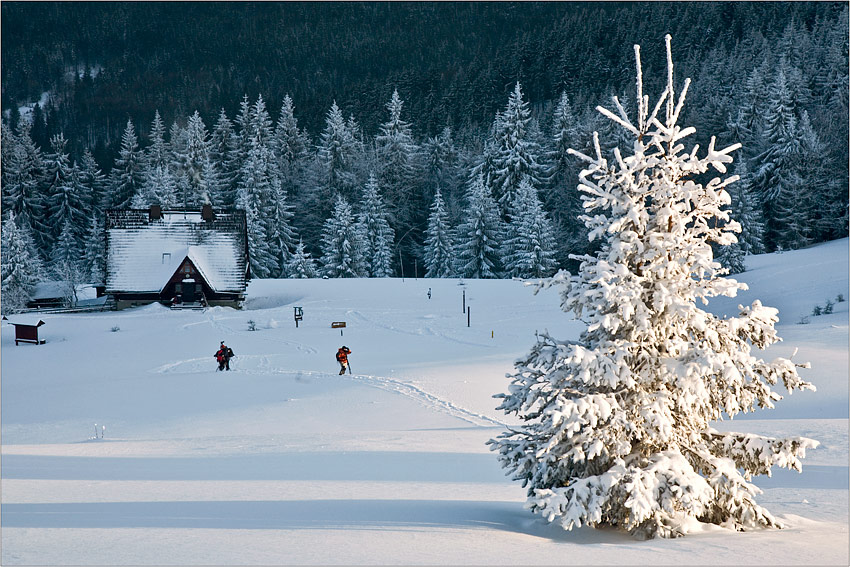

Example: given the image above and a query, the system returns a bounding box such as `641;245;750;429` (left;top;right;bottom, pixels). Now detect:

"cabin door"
182;278;196;302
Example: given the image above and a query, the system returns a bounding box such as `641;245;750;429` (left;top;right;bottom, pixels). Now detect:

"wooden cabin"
105;206;250;309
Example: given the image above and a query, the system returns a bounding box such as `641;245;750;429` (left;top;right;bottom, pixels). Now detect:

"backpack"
336;350;344;362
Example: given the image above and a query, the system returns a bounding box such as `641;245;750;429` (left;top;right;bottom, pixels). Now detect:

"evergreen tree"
454;174;503;279
51;218;87;306
107;119;145;210
727;160;765;256
45;134;89;249
489;37;817;539
210;108;240;207
423;187;454;278
185;110;214;205
286;239;319;279
320;194;366;278
79;149;107;214
423;126;462;214
376;89;421;233
1;213;42;314
358;173;395;277
236;142;276;279
272;95;311;199
169;120;190;208
490;83;546;218
3;121;49;251
138;110;178;208
544;90;587;266
83;213;106;285
316;101;359;202
505;177;558;278
268;181;298;278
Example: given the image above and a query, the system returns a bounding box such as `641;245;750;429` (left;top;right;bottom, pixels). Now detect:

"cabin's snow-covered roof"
106;210;248;294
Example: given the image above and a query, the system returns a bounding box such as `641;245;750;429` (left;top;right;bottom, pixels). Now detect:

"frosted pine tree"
286;239;318;279
2;122;48;249
106;119;145;210
184;110;215;206
51;218;87;306
320;195;366;278
491;82;546;218
83;213;106;285
454;174;504;279
317;102;359;202
377;89;421;233
45;135;90;251
423;188;454;278
505;177;557;279
1;213;42;315
267;180;298;278
272;95;311;200
79;149;107;214
210;108;240;207
489;37;817;539
137;110;178;208
358;173;395;277
544;90;587;266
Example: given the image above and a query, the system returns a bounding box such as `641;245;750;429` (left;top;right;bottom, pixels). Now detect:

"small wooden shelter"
3;316;46;345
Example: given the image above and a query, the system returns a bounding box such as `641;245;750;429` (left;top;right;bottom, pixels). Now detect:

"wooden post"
467;306;470;327
463;289;466;313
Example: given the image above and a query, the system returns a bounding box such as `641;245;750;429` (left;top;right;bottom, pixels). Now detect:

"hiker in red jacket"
336;346;351;375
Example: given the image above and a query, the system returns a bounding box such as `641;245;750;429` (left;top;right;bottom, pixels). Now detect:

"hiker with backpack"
336;346;351;375
215;341;235;371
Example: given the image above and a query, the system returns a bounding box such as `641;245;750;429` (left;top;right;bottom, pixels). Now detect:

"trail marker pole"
467;306;471;327
463;289;466;313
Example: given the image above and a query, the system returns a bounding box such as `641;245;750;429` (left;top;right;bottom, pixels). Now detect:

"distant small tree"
504;177;558;279
454;174;504;279
423;187;454;278
320;194;366;278
286;239;318;278
489;36;817;540
358;173;395;277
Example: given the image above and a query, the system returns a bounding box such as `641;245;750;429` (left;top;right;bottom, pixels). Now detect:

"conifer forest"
1;2;847;299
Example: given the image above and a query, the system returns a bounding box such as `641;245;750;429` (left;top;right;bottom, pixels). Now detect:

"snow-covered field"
2;239;848;565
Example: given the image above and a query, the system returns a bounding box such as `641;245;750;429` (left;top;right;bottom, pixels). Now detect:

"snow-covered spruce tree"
488;36;817;540
377;89;422;234
454;174;504;279
209;109;240;207
286;239;318;279
505;177;558;279
320;194;366;278
106;119;145;210
184;110;215;206
358;173;395;277
1;213;42;315
3;121;46;230
83;213;107;285
490;82;546;219
423;187;454;278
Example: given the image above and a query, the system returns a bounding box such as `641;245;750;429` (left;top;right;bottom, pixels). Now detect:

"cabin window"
175;283;182;293
162;253;171;264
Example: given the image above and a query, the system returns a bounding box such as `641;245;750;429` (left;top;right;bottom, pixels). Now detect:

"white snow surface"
2;238;848;565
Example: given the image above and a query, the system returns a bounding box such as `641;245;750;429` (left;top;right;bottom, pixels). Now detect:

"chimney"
149;204;162;220
202;204;214;221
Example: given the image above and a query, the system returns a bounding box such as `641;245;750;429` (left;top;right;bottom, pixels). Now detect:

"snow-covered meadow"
2;238;848;565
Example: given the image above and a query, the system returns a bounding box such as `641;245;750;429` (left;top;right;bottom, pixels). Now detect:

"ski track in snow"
150;355;505;427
